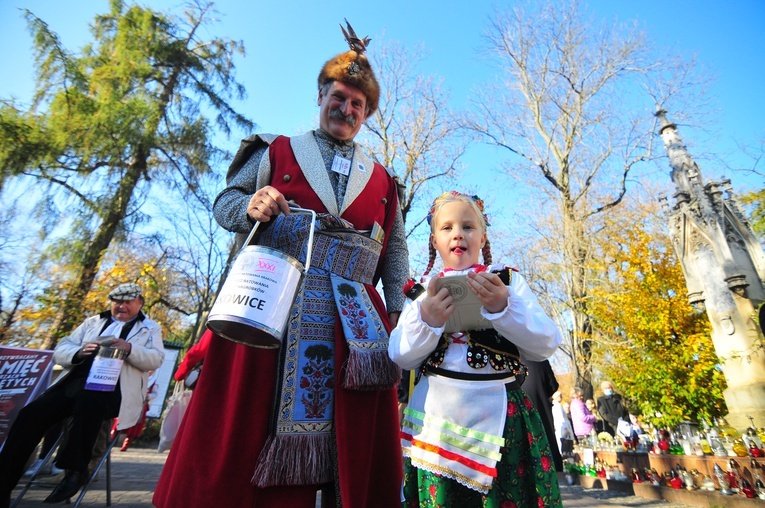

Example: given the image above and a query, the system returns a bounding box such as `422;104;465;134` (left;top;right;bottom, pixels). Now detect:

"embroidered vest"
268;135;398;283
419;328;527;382
268;136;392;228
251;135;401;488
405;267;527;382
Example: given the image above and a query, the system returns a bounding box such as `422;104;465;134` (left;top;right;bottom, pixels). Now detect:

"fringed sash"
330;275;400;390
251;212;400;487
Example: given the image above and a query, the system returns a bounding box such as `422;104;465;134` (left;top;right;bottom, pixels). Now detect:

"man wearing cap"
154;22;408;508
0;283;164;506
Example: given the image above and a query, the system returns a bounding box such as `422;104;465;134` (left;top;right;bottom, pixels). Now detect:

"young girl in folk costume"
389;192;563;507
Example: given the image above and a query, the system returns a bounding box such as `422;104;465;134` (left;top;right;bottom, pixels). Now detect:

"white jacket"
552;400;574;444
52;311;165;430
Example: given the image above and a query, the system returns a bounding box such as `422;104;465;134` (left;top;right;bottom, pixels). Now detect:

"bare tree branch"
466;0;704;396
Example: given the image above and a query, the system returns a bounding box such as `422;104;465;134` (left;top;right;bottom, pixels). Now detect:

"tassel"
252;433;334;487
344;349;401;390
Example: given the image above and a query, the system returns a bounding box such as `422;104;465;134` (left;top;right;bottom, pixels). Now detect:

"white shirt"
389;265;562;372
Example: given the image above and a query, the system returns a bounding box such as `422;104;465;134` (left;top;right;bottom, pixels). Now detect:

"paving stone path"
11;446;694;507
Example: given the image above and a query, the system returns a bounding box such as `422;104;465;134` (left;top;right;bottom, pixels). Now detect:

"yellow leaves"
588;202;724;426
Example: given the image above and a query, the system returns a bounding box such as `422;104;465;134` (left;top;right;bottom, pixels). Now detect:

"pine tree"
0;1;253;348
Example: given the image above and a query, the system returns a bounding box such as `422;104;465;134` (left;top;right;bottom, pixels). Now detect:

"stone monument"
658;109;765;429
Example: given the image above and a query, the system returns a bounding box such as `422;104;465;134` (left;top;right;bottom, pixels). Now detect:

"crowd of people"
545;381;637;461
0;21;646;508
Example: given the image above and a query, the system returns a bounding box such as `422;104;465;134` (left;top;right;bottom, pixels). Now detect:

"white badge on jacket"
331;154;351;176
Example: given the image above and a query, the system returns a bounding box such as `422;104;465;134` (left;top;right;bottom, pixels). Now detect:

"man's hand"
75;338;132;361
110;338;132;355
466;271;509;314
419;277;454;328
74;342;100;361
247;186;291;223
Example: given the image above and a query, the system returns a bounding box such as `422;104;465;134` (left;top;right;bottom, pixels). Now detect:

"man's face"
318;81;368;141
110;297;143;322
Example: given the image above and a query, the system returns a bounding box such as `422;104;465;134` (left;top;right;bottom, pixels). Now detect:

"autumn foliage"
587;205;727;427
9;243;192;348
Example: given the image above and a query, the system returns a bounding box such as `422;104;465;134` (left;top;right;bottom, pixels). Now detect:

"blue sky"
3;0;764;281
1;0;763;194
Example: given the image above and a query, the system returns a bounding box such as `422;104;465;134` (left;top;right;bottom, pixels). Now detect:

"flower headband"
426;191;490;227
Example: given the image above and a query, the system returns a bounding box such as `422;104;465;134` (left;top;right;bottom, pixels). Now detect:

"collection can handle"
240;205;317;275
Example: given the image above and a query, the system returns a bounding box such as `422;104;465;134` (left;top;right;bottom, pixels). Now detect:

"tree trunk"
40;53;185;350
0;289;25;342
41;155;146;349
563;196;595;398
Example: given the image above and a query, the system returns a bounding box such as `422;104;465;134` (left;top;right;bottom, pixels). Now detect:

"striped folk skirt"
402;385;562;508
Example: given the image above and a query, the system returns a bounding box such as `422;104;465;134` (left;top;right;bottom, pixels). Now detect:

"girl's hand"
420;276;454;328
467;271;509;314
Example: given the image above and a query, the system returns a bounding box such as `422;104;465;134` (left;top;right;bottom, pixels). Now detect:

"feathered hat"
318;19;380;116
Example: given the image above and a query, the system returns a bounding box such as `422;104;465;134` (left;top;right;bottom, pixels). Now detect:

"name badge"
331;154;351;176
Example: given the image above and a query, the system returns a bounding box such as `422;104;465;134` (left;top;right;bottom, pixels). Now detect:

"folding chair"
11;425;121;507
11;433;65;508
69;430;121;507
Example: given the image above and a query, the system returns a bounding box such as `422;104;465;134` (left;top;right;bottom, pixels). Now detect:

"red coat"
173;329;212;382
154;135;403;508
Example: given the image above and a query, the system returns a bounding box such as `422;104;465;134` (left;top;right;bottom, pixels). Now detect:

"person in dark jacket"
596;380;629;436
522;359;563;472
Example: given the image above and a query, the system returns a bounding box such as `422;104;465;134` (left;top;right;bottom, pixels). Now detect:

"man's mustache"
330;109;357;127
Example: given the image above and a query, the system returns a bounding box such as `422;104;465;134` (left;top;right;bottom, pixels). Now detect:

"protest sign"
0;346;54;449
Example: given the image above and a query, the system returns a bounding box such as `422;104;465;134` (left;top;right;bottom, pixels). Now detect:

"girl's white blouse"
389;265;562;373
389;264;562;492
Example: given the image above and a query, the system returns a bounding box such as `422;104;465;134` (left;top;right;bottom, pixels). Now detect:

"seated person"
0;283;164;506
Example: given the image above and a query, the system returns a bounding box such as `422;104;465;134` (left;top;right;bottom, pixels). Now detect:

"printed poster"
0;346;54;450
146;347;180;419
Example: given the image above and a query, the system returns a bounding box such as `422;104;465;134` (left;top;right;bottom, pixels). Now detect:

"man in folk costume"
153;21;409;508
